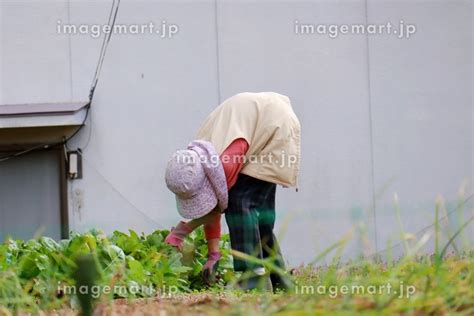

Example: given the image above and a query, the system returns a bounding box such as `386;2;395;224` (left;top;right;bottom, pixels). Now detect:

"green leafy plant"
0;228;234;312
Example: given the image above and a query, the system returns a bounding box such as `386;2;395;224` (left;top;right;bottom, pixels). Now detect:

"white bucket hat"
165;140;228;219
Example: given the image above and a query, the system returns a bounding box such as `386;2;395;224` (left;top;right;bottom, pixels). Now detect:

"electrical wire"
1;0;472;244
89;0;120;101
0;0;121;163
0;143;52;163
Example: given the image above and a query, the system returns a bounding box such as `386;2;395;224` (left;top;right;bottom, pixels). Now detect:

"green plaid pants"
225;174;286;273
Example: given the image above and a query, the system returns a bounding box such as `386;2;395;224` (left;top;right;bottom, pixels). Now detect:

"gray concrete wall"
1;0;472;265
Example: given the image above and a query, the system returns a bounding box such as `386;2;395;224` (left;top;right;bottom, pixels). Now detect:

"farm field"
0;225;473;316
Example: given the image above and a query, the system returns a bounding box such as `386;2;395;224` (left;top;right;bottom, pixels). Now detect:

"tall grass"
0;192;472;315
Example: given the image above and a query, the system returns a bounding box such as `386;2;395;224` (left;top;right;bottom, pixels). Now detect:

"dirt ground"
11;294;267;316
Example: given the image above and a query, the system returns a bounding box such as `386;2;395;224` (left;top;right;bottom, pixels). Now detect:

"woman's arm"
220;138;249;190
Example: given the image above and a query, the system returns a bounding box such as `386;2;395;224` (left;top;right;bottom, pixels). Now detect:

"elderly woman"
164;92;301;290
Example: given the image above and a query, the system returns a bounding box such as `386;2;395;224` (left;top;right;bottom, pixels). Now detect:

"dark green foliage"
0;228;234;312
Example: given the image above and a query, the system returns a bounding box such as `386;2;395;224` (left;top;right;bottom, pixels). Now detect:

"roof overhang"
0;101;89;128
0;101;89;149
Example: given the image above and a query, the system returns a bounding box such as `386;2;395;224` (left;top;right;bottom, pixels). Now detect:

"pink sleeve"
220;138;249;190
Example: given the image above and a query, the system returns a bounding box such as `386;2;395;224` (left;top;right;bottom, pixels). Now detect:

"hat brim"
176;176;218;219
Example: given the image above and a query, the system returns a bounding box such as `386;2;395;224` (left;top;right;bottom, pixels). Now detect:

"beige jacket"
196;92;301;187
